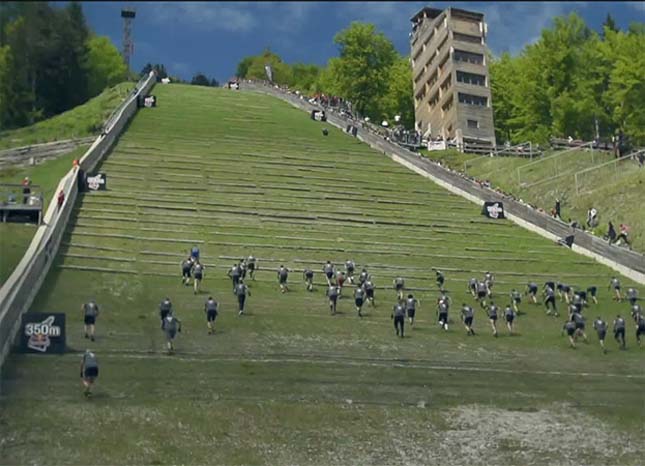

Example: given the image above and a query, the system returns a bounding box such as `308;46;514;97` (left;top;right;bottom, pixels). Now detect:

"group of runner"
78;249;643;396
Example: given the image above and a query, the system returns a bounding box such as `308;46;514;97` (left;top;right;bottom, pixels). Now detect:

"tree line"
0;1;127;131
235;13;645;146
235;24;414;129
490;13;645;145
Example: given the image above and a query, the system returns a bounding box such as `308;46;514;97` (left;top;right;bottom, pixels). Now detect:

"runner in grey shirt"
593;317;607;353
392;302;406;338
192;261;205;295
486;302;498;337
204;297;218;335
235;280;251;315
80;349;99;397
393;277;405;300
327;285;340;315
504;305;516;335
162;314;182;354
323;261;335;286
354;286;366;317
461;304;475;336
609;277;622;302
613;315;626;349
363;279;376;307
303;268;314;292
626;287;638;306
82;300;100;341
227;263;242;292
159;298;172;329
277;265;290;293
405;294;420;327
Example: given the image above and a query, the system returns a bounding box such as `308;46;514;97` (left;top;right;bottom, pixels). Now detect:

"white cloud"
149;2;257;33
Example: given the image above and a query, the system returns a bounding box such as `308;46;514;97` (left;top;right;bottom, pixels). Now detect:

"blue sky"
65;1;645;82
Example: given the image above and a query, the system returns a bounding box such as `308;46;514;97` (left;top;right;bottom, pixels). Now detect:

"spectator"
57;189;65;212
22;177;32;204
554;199;561;219
607;221;617;244
586;208;599;228
616;224;631;249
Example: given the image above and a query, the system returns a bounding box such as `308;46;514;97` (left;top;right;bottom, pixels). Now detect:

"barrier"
244;81;645;285
0;72;157;389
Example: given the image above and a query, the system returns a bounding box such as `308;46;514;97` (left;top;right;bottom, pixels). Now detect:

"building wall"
411;7;496;145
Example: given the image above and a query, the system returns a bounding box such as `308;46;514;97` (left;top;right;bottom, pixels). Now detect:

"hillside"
0;82;133;150
423;148;645;253
0;81;135;285
0;84;642;465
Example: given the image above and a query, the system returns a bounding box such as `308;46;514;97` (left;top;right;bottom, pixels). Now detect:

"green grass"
1;84;643;465
0;145;89;285
422;147;645;252
0;82;134;150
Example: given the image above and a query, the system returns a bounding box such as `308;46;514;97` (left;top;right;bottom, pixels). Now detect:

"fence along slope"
243;82;645;284
0;72;157;385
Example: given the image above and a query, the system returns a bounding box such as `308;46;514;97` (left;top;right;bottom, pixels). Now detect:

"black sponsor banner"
86;173;107;191
20;313;66;354
482;201;505;219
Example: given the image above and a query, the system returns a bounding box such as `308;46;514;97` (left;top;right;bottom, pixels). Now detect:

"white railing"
0;71;157;385
516;142;594;186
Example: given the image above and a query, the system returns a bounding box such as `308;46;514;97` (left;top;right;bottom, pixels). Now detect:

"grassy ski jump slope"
1;84;643;465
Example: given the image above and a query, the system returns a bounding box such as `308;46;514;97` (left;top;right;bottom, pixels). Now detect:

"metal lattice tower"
121;8;136;70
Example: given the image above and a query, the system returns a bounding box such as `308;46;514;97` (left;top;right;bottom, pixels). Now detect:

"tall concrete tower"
121;7;136;70
410;6;496;147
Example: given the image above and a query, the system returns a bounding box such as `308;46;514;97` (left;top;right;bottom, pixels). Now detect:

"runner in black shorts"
572;311;588;343
277;265;290;293
204;297;218;335
586;286;598;304
358;268;369;288
354;286;366;317
562;320;577;348
437;298;449;331
363;279;376;307
181;257;193;286
544;285;557;316
80;350;99;397
626;287;639;306
613;314;626;349
593;317;607;353
526;282;538;304
393;277;405;300
327;285;339;315
436;270;445;292
405;294;419;327
609;277;622;302
345;259;356;284
392;302;406;338
510;289;522;314
323;261;335;286
486;302;498;337
159;297;172;329
468;278;477;298
476;281;488;307
246;255;257;281
461;304;475;336
635;313;645;348
504;305;516;335
303;268;314;292
235;280;251;315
